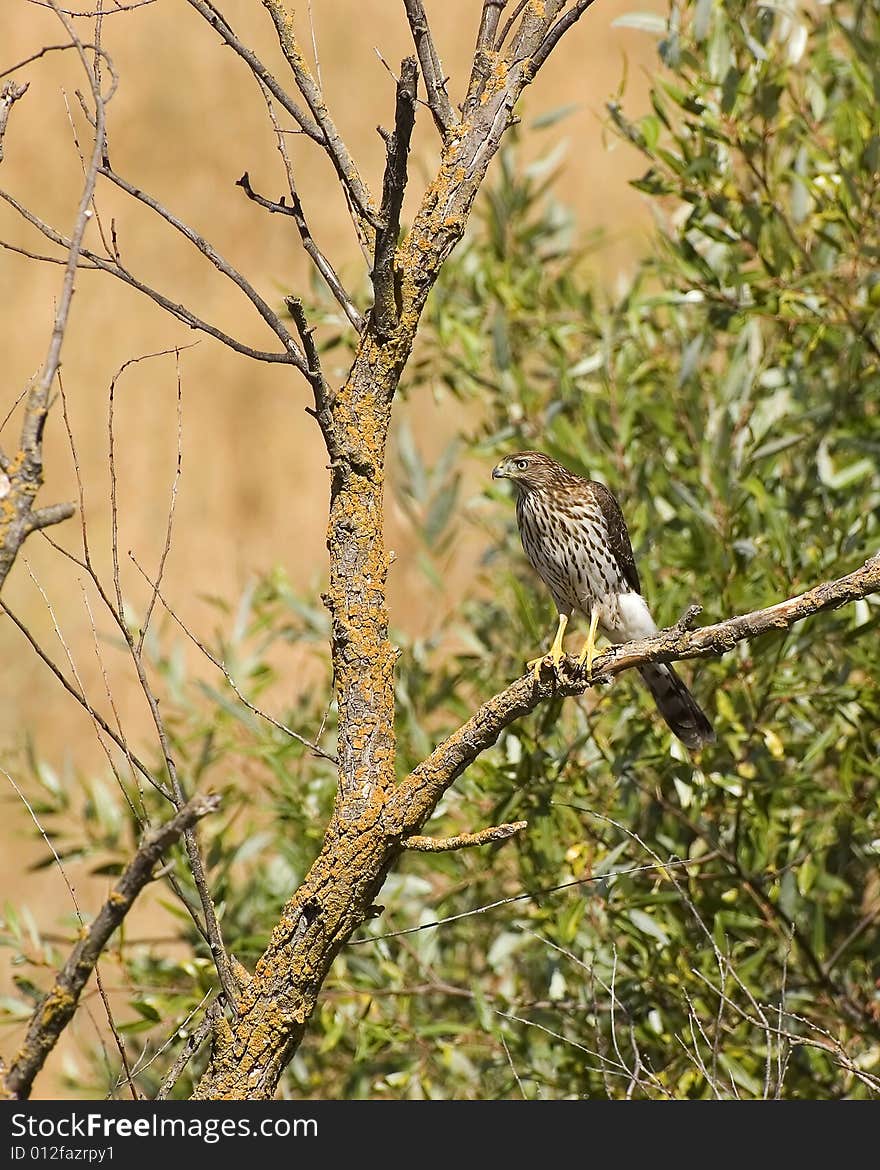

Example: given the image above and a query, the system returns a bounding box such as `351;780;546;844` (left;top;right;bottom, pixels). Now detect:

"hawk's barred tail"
638;663;715;751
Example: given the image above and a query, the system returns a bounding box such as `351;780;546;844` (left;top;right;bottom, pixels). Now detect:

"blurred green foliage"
3;0;879;1098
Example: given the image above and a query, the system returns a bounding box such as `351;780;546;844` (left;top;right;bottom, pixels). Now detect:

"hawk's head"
492;451;572;494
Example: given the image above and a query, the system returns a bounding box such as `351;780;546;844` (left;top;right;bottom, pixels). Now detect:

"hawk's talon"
527;650;563;681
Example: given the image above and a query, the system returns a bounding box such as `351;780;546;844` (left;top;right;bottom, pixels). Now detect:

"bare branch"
261;0;379;240
389;553;880;832
0;597;173;800
372;57;418;337
2;793;221;1100
99;163;307;369
496;1;530;51
155;997;224;1101
0;10;113;592
237;168;364;331
26;0;157;13
136;353;182;653
284;294;343;463
0;189;293;364
402;1;454;136
0;42;110;84
185;0;323;141
404;820;528;852
528;1;599;78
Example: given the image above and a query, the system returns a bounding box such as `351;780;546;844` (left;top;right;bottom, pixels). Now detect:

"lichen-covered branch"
390;552;880;831
188;0;612;1101
404;821;528;852
403;0;454;136
2;793;221;1101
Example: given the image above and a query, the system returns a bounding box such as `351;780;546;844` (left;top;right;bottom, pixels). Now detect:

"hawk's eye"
515;458;529;470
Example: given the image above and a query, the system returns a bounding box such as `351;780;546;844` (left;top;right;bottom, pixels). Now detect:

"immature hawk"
493;451;714;751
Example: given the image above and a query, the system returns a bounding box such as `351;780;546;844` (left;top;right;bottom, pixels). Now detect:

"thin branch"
528;1;598;77
496;1;529;51
261;0;379;239
99;162;307;370
389;553;880;832
0;41;110;84
402;1;454;136
127;551;339;765
0;191;293;364
237;167;363;331
403;820;527;852
2;793;221;1100
0;12;112;592
26;0;157;13
137;352;182;653
284;295;342;463
0;599;172;800
306;0;322;89
155;996;224;1100
823;904;880;976
372;57;418;337
185;0;323;141
350;858;702;945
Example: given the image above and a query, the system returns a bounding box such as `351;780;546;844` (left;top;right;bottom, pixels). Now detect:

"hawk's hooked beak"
492;463;507;480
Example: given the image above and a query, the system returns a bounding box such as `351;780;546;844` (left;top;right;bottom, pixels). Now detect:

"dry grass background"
1;0;661;1096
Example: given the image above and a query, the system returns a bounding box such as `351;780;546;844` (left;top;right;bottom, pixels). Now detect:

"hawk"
492;450;714;751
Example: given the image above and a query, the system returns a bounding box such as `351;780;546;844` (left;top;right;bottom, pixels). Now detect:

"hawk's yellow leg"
577;606;601;675
528;612;568;680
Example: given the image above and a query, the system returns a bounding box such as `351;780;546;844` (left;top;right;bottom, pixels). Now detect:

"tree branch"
155;996;224;1101
528;0;599;78
2;793;221;1100
465;0;508;112
184;0;323;142
0;10;113;593
0;189;293;364
402;1;454;136
390;553;880;832
284;295;343;463
404;821;528;852
237;169;364;332
372;57;418;337
99;162;308;370
261;0;379;241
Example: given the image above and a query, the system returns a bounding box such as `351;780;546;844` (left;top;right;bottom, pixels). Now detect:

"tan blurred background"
1;0;661;1095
